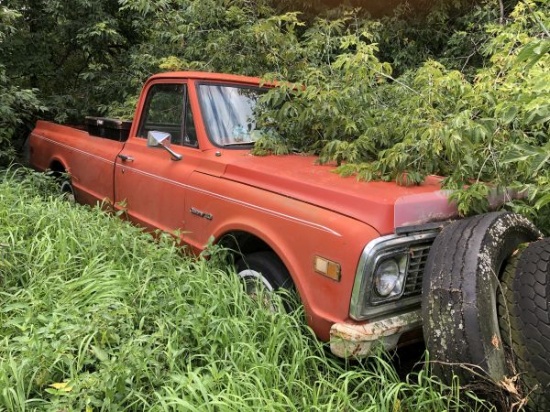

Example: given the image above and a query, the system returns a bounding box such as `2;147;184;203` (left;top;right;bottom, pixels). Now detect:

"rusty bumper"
330;309;422;358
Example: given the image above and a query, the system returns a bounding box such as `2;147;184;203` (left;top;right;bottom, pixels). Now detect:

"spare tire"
422;212;541;383
509;238;550;407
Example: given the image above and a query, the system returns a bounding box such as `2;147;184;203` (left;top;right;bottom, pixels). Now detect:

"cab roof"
149;71;263;85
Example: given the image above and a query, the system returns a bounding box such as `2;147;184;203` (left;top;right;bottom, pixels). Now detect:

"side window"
137;83;198;148
137;84;185;144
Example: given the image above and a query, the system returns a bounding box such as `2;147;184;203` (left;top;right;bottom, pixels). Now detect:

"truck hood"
221;154;458;235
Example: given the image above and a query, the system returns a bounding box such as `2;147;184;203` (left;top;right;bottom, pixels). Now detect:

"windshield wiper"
222;141;255;148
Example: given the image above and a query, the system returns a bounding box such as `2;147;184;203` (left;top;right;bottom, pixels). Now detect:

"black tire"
59;177;75;202
497;253;524;373
236;251;295;311
497;253;532;407
422;212;541;383
51;167;75;202
510;239;550;407
22;135;31;166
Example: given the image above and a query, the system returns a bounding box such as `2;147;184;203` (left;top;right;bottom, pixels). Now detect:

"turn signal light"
314;256;341;281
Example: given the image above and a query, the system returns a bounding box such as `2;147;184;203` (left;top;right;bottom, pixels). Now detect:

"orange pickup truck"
29;72;550;398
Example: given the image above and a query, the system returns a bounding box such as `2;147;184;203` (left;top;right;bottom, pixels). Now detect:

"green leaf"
91;344;109;363
499;105;519;125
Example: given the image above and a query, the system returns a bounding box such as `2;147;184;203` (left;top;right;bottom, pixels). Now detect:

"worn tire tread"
423;212;540;383
513;239;550;406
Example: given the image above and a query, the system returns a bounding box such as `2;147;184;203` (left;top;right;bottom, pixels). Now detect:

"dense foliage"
1;1;548;407
252;0;550;226
0;7;44;164
1;0;548;223
1;0;146;121
0;169;491;411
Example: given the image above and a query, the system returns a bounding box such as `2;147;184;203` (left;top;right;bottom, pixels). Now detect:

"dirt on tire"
422;212;541;384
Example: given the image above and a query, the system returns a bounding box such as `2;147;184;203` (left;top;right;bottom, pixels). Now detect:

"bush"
253;0;549;224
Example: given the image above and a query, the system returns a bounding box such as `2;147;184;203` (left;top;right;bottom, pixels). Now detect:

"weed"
0;168;492;411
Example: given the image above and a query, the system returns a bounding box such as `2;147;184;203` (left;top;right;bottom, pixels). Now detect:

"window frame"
136;82;198;148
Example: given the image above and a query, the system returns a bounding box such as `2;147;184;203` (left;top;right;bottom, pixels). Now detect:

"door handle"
118;154;134;162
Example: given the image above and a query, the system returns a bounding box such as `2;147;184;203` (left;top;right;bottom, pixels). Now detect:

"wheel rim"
237;268;277;310
60;181;75;202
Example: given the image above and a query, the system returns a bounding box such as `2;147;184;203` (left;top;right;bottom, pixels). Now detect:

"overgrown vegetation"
0;168;491;410
252;0;550;227
1;1;548;406
0;8;44;164
2;0;549;224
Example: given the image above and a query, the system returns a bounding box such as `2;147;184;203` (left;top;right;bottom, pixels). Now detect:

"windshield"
197;84;265;147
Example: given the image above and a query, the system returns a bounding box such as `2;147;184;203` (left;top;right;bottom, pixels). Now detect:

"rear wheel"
50;165;75;202
59;179;75;202
422;212;540;383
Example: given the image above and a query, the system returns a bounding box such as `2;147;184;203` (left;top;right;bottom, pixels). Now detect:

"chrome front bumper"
330;309;422;358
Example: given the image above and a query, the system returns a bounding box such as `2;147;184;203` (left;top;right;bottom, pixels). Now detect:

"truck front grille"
402;243;432;297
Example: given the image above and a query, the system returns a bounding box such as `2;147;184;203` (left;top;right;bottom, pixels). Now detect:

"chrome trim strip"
36;134;341;237
118;164;342;236
36;135;118;167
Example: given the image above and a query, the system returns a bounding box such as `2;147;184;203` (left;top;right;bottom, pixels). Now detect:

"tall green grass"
0;168;492;411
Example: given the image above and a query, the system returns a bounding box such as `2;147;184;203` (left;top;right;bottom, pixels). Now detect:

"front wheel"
236;251;295;311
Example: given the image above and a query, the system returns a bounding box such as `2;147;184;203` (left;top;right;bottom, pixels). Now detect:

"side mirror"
147;130;170;147
147;131;182;161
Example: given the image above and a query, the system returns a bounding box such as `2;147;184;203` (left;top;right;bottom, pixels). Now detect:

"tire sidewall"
471;215;540;373
59;179;76;202
235;251;295;311
511;239;550;405
236;252;292;291
422;212;541;382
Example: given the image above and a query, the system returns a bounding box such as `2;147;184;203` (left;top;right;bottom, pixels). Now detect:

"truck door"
114;81;201;235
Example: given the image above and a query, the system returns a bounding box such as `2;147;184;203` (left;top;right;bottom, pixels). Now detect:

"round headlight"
374;259;400;297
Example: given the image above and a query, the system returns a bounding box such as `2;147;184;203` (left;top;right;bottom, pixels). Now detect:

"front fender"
184;172;380;340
